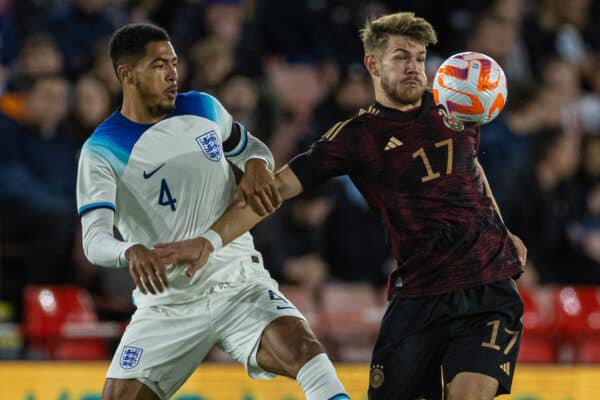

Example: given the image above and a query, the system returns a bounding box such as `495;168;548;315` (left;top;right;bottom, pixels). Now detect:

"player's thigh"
256;316;324;378
445;372;498;400
442;280;523;397
107;302;216;399
102;378;159;400
368;296;447;400
214;281;308;379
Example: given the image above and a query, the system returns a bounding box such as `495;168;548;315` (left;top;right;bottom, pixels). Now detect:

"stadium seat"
553;286;600;363
318;283;383;362
518;288;559;363
23;285;120;360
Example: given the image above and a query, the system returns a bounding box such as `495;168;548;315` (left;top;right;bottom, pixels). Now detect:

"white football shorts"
106;278;306;399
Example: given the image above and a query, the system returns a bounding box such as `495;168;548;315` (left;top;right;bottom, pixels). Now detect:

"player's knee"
287;336;325;376
101;378;157;400
445;372;498;400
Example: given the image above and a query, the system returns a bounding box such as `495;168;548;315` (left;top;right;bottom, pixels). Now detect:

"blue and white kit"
76;91;304;399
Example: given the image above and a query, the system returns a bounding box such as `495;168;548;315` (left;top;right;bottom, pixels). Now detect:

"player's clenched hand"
508;231;527;267
154;238;213;278
236;158;282;216
125;244;169;295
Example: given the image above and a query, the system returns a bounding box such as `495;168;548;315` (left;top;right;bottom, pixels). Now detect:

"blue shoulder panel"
173;91;227;126
81;111;153;176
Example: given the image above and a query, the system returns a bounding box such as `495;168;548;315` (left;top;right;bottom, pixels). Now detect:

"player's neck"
121;95;166;124
376;94;422;112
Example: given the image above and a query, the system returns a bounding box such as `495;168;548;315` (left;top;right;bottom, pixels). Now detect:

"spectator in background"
188;36;234;94
0;74;77;317
67;73;113;145
478;86;538;200
252;187;333;296
504;128;581;285
265;58;327;166
467;11;531;85
0;0;19;91
14;34;64;79
43;0;124;76
89;39;123;105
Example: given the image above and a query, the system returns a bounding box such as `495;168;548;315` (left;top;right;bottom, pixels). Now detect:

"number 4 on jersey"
159;178;177;211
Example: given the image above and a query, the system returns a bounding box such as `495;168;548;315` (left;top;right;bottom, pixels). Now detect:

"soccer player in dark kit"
155;12;527;400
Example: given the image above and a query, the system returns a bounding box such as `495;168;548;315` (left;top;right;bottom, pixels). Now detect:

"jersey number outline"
481;319;520;355
159;178;177;211
412;138;454;183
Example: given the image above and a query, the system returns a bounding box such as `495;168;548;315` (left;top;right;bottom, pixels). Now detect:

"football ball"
432;52;507;125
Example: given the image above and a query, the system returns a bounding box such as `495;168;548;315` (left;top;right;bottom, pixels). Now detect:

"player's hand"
508;231;527;267
236;158;282;216
154;237;213;278
125;244;169;295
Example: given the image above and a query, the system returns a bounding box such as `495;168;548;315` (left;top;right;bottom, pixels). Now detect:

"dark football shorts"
368;279;523;400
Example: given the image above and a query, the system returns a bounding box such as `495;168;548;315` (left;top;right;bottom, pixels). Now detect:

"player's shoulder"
321;109;374;142
173;90;228;120
82;111;123;151
81;111;147;164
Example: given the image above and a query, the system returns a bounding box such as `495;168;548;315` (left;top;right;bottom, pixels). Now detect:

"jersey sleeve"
288;119;355;191
199;92;275;171
76;147;117;216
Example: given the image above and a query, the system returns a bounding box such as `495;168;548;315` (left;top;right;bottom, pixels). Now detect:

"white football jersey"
76;91;273;307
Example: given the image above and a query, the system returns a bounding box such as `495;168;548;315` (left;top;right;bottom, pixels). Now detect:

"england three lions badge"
120;345;143;369
196;130;222;161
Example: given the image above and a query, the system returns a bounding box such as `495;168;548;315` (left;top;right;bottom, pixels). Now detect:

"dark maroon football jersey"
289;92;523;298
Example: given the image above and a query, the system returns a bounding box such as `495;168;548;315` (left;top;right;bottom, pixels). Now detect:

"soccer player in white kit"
76;24;350;400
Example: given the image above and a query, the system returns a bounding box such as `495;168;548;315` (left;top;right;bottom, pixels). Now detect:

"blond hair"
360;12;438;56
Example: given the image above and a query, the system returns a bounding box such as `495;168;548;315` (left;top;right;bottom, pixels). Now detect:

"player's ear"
364;54;380;78
117;64;133;84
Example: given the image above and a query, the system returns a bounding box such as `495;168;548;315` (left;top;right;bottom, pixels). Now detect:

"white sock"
296;353;350;400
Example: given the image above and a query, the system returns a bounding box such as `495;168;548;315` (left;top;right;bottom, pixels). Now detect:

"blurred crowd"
0;0;600;329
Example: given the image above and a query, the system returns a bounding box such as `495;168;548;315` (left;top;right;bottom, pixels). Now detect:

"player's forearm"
211;165;303;246
226;126;275;172
475;158;504;222
81;208;138;267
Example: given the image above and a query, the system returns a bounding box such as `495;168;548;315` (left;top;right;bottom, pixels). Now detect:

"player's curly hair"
360;12;438;57
109;23;170;79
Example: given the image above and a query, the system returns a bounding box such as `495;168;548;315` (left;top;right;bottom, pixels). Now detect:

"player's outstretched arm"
155;165;303;277
475;158;527;266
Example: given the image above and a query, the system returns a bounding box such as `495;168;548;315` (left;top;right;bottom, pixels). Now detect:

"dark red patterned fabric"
289;92;523;298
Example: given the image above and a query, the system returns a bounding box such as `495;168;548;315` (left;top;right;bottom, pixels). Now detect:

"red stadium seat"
518;288;559;363
318;283;383;362
553;286;600;363
23;285;120;360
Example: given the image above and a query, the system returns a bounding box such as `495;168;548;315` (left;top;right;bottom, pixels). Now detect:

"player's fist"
125;244;169;295
236;158;282;216
154;237;213;278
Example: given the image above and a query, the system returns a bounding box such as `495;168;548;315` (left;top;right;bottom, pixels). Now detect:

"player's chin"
161;98;176;113
398;88;424;104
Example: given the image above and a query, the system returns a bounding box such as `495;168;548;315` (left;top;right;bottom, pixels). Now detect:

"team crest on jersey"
120;345;143;369
196;130;222;161
438;108;464;132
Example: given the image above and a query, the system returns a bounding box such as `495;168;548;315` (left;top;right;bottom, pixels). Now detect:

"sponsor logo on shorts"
369;364;385;389
120;345;143;370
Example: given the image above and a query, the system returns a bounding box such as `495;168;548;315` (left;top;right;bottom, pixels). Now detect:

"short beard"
381;74;424;106
135;80;175;117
